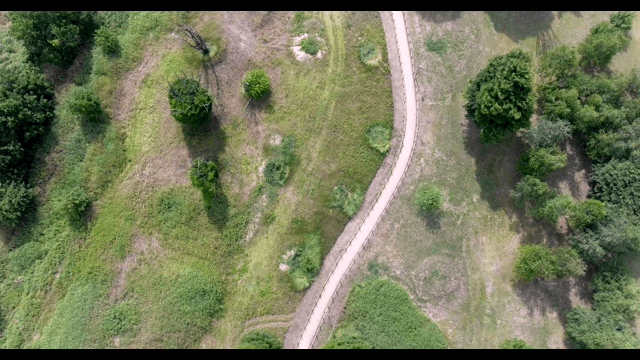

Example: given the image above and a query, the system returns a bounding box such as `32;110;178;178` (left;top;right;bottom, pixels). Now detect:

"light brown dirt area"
315;11;639;349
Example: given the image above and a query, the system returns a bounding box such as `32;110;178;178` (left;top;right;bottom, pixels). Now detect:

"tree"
539;45;579;82
414;183;443;213
65;86;102;122
578;22;629;68
568;199;607;231
8;11;95;67
242;69;270;100
500;338;533;349
188;157;218;192
94;27;119;55
237;330;282;349
591;160;640;216
168;77;212;126
516;145;567;179
523;119;572;148
529;193;574;225
0;181;33;225
610;11;636;33
540;87;581;123
177;24;209;56
464;49;535;143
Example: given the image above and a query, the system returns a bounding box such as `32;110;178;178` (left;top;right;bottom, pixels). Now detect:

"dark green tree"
0;181;33;226
592;160;640;216
168;77;212;127
8;11;95;67
578;22;629;68
610;11;636;33
65;86;102;122
516;145;567;179
465;49;535;143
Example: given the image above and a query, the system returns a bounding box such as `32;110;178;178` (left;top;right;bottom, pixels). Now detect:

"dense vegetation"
414;183;443;213
242;68;270;100
168;77;213;126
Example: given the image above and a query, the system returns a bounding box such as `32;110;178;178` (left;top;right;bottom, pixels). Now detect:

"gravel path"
294;11;418;349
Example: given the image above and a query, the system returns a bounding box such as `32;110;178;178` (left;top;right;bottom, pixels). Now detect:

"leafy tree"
322;333;372;349
168;77;212;126
578;22;629;68
523;119;572;148
568;199;607;231
0;181;33;226
540;87;581;123
242;69;270;99
591;160;640;216
238;330;282;349
65;86;102;122
8;11;95;67
610;11;636;33
516;145;567;179
500;338;533;349
94;27;119;55
539;45;578;82
464;49;535;143
188;157;218;192
414;183;443;213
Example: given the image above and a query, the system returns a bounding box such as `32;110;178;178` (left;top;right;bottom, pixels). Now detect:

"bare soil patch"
109;233;163;301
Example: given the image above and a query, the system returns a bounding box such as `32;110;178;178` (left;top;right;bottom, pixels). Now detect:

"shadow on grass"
204;190;230;230
417;11;463;23
485;11;554;43
419;209;442;231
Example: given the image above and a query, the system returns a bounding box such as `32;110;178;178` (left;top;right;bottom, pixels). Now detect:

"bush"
0;181;34;225
263;156;289;186
610;11;635;32
539;45;578;81
102;302;139;336
9;241;44;274
424;36;447;56
65;86;103;122
578;22;629;68
168;77;213;127
500;338;533;349
592;160;640;216
414;183;443;213
358;40;377;63
299;36;320;55
287;233;322;290
523;119;572;148
331;184;364;217
464;49;535;143
516;145;567;179
365;123;392;154
8;11;96;67
569;209;640;262
514;244;585;282
540;87;581;123
238;330;282;349
59;185;91;220
322;333;372;349
242;69;270;100
511;175;573;224
94;27;119;55
188;157;218;192
568;199;607;231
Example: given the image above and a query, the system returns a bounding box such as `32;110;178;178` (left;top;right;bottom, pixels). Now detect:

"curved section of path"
296;11;417;349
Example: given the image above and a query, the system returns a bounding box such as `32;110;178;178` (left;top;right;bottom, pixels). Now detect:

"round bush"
188;157;218;191
168;78;213;127
358;40;377;63
263;156;289;186
365;123;392;154
60;186;91;219
0;181;33;226
238;330;282;349
414;183;443;213
242;69;270;99
94;27;119;55
299;36;319;55
66;86;103;122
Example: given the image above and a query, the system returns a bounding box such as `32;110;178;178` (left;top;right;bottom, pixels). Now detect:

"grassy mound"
365;123;392;154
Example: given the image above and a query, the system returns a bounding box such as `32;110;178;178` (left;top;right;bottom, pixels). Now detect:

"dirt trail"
287;11;418;349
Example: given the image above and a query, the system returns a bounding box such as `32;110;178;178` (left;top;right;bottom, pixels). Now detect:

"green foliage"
464;49;534;143
58;185;91;220
592;160;640;217
188;157;218;192
242;69;270;100
540;87;581;123
291;11;311;35
168;77;213;127
578;22;629;68
94;27;120;55
568;199;607;231
331;184;364;217
102;302;140;336
358;40;377;63
8;11;96;67
610;11;635;32
365;123;392;154
523;119;572;148
287;233;322;290
511;176;573;225
300;36;320;55
516;145;567;179
65;86;103;122
539;45;578;81
414;183;443;213
500;338;534;349
570;209;640;262
343;278;448;349
171;268;224;319
0;181;33;226
513;244;585;282
9;242;44;274
424;36;447;56
263;156;289;186
322;333;372;349
238;330;282;349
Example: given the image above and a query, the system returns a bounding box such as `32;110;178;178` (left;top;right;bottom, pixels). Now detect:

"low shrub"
238;330;282;349
322;333;372;349
102;302;140;336
242;69;270;100
263;156;289;186
358;40;377;64
188;157;218;192
331;184;364;217
513;244;585;282
65;86;103;122
414;183;443;213
365;123;392;154
300;36;320;55
287;232;322;290
424;36;447;56
59;185;91;220
0;181;34;226
94;27;120;55
516;145;567;179
500;338;533;349
9;241;44;274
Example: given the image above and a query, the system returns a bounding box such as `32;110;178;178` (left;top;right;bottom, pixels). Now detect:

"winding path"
295;11;417;349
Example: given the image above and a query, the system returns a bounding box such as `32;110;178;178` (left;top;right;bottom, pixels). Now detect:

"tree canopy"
168;77;212;127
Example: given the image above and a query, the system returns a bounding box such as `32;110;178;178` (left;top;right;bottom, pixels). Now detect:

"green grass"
425;36;447;56
333;277;448;349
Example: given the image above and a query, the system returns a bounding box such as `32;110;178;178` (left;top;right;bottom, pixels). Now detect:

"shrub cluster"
263;134;295;186
242;69;270;100
365;123;392;154
286;232;322;290
168;77;213;127
0;182;34;226
331;184;364;217
513;244;585;282
237;330;282;349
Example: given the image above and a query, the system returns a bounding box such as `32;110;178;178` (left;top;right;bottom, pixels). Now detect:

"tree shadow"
204;190;229;230
416;11;463;23
485;11;554;43
536;27;560;57
556;11;582;19
419;209;442;231
545;136;593;201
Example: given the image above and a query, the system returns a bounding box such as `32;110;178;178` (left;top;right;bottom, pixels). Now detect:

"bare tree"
178;24;209;56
